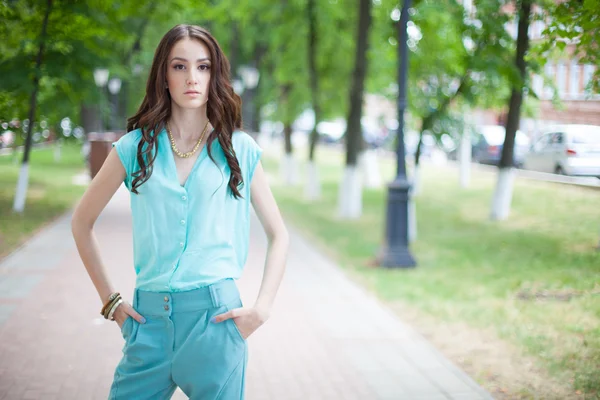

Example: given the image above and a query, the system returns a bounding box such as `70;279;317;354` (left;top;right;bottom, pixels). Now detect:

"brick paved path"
0;185;492;400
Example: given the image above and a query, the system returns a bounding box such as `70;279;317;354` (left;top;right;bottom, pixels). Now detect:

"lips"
184;91;200;95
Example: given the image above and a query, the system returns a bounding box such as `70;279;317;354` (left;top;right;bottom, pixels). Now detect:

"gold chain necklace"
166;120;210;158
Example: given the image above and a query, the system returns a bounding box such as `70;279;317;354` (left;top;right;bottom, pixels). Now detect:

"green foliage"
369;0;516;145
233;0;357;124
0;0;192;131
0;0;554;145
539;0;600;93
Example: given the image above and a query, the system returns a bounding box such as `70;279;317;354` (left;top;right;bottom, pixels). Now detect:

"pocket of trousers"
120;316;133;340
225;299;246;342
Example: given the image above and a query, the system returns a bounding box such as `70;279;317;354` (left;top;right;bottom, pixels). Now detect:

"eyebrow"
170;57;211;63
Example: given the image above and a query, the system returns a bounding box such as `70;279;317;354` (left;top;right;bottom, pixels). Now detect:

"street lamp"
94;68;109;87
379;0;416;268
108;77;121;95
93;68;109;132
108;77;122;131
238;65;260;89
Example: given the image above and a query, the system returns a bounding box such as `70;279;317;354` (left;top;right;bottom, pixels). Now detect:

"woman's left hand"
212;306;270;339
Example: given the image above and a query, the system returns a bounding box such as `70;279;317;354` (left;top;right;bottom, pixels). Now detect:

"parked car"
317;120;346;144
522;124;600;177
472;125;530;167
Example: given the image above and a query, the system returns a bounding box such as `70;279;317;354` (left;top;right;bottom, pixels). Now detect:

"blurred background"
0;0;599;399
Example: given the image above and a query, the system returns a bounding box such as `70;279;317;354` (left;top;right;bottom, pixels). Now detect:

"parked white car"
523;125;600;177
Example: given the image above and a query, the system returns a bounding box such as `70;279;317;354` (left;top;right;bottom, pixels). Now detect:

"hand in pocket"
211;306;268;339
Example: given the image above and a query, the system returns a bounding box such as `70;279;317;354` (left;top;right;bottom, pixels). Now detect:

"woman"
71;24;289;399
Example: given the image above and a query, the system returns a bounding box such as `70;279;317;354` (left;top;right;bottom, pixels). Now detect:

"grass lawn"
262;144;599;399
0;144;87;259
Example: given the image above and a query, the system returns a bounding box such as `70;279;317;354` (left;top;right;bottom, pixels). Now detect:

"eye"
199;64;211;71
173;64;185;70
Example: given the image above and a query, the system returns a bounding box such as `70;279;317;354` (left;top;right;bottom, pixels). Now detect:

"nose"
186;70;198;86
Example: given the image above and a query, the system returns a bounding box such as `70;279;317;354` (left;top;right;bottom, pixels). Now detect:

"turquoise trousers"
109;279;248;399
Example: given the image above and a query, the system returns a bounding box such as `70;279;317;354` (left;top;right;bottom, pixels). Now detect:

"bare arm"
210;160;289;337
249;161;289;318
71;148;144;324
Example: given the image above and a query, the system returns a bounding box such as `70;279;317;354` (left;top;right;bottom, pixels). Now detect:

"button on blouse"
112;128;262;292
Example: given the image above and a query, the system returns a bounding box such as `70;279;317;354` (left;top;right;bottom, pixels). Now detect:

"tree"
368;0;514;195
10;0;53;213
541;0;600;92
491;0;532;220
338;0;373;219
305;0;321;200
217;0;356;187
1;0;200;212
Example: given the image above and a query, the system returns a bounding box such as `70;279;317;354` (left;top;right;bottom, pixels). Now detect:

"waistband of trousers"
132;278;240;316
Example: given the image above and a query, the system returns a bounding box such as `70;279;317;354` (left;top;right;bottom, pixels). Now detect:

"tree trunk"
251;46;267;136
241;85;254;133
339;0;372;219
459;130;471;187
123;1;157;66
283;122;292;155
251;95;261;134
281;121;298;185
229;22;240;80
81;104;101;134
118;80;128;131
280;84;298;185
359;149;382;188
412;120;429;196
305;0;322;200
307;0;321;162
13;0;53;213
413;71;469;194
491;0;531;221
345;0;372;167
414;132;424;166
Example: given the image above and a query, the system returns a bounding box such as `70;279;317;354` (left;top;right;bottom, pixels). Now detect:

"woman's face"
166;37;211;110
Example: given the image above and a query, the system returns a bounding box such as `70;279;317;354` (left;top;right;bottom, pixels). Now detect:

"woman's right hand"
113;301;146;328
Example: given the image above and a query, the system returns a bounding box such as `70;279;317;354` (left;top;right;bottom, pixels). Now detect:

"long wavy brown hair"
126;24;244;198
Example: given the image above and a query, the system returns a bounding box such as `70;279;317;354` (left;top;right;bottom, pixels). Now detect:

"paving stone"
0;185;492;399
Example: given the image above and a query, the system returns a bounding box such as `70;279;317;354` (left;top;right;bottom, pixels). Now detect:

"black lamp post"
379;0;416;268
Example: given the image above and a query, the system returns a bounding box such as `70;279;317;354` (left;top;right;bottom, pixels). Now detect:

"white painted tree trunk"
279;153;299;185
459;133;471;188
359;149;382;189
490;167;515;220
411;164;422;196
338;165;362;219
54;141;62;162
408;194;417;242
13;163;29;213
304;161;321;200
